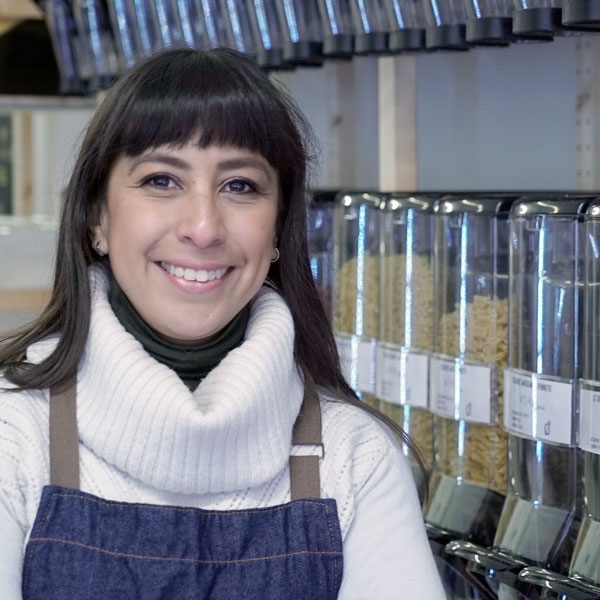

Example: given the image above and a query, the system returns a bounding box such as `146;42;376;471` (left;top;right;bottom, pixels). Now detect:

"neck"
109;275;251;390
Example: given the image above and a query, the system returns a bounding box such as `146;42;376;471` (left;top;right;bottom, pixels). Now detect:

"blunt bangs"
106;49;301;178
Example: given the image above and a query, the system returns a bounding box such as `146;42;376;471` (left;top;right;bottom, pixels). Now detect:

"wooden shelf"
0;288;50;311
0;0;42;20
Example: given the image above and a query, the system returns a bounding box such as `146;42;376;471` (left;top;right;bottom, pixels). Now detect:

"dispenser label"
375;343;429;408
579;384;600;455
503;368;574;446
429;355;493;424
336;334;376;395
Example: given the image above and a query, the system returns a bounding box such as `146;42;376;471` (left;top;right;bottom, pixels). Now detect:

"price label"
429;355;494;424
336;334;376;395
579;383;600;455
375;343;429;408
503;368;575;446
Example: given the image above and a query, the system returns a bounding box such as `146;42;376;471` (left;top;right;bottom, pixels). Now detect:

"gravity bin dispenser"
459;196;592;600
306;190;337;320
383;0;427;52
516;199;600;600
333;192;383;410
424;195;517;600
376;194;436;501
423;0;470;50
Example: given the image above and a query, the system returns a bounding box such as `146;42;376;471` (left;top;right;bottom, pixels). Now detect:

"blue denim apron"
22;377;343;599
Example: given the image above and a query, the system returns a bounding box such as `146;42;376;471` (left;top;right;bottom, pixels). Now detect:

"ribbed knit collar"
27;267;303;495
108;275;251;391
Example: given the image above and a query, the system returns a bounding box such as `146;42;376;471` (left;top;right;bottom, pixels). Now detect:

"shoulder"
316;392;416;537
0;379;50;527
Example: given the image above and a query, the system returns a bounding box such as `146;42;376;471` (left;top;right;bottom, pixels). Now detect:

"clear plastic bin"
423;0;470;49
377;194;435;491
495;196;591;577
306;190;337;320
333;192;383;409
424;195;517;548
316;0;354;58
383;0;426;52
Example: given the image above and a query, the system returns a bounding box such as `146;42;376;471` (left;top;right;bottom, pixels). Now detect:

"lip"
156;262;232;293
159;260;231;271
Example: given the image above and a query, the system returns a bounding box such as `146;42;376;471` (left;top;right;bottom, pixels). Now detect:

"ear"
91;204;109;256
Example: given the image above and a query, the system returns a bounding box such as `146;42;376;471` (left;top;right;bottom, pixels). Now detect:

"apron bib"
22;376;343;599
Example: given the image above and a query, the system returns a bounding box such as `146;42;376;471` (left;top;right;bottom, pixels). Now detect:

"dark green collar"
109;276;250;391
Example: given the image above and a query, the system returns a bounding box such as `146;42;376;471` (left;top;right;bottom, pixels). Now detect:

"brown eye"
224;179;257;194
141;174;177;189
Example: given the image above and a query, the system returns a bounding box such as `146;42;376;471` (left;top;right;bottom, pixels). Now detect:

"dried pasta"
434;295;509;495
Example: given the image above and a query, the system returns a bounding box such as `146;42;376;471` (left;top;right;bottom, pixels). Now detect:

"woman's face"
95;143;279;341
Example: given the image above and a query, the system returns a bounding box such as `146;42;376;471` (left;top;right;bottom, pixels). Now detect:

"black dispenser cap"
425;24;470;50
466;17;512;45
388;28;426;52
562;0;600;30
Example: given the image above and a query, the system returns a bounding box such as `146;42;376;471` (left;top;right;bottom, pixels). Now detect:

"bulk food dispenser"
514;199;600;600
377;194;435;499
306;190;337;320
349;0;390;54
333;192;383;409
383;0;427;52
221;0;258;61
423;195;516;599
423;0;470;50
72;0;120;90
316;0;355;58
274;0;324;65
451;196;592;600
248;0;287;68
464;0;514;45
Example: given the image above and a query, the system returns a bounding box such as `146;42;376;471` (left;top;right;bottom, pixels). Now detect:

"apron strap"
49;372;323;498
289;372;323;500
49;376;80;489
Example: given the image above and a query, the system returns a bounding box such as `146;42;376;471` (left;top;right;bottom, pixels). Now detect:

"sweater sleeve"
337;444;446;600
0;489;24;600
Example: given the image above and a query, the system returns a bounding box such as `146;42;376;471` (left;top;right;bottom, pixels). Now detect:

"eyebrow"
127;153;273;182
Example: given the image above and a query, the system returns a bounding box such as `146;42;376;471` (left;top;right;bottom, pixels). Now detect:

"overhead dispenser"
106;0;144;72
306;190;337;319
316;0;355;58
274;0;324;65
44;0;88;94
220;0;258;61
423;0;470;50
333;192;384;409
71;0;120;90
377;193;436;500
423;194;517;599
383;0;427;52
349;0;390;54
247;0;287;68
174;0;208;49
561;0;600;31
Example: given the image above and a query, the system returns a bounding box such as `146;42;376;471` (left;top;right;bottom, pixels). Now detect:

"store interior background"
2;3;600;599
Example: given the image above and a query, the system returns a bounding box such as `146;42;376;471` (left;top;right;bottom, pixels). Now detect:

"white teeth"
160;262;228;283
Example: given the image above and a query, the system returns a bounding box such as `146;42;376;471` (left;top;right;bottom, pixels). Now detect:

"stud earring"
95;240;104;256
270;248;280;263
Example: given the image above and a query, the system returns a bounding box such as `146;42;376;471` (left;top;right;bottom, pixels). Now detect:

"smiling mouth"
159;261;230;282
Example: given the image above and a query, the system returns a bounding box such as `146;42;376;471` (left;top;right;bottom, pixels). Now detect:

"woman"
0;48;444;599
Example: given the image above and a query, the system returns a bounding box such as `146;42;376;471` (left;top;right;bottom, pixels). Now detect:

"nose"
175;192;225;250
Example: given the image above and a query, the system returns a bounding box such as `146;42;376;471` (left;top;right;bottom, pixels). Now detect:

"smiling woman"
0;49;445;600
97;144;279;341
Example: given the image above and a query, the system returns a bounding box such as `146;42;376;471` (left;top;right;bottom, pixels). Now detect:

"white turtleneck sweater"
0;269;445;599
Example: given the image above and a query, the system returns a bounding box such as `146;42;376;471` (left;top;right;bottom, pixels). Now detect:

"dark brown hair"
0;48;427;480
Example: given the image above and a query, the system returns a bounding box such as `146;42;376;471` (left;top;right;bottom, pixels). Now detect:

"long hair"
0;48;427;480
